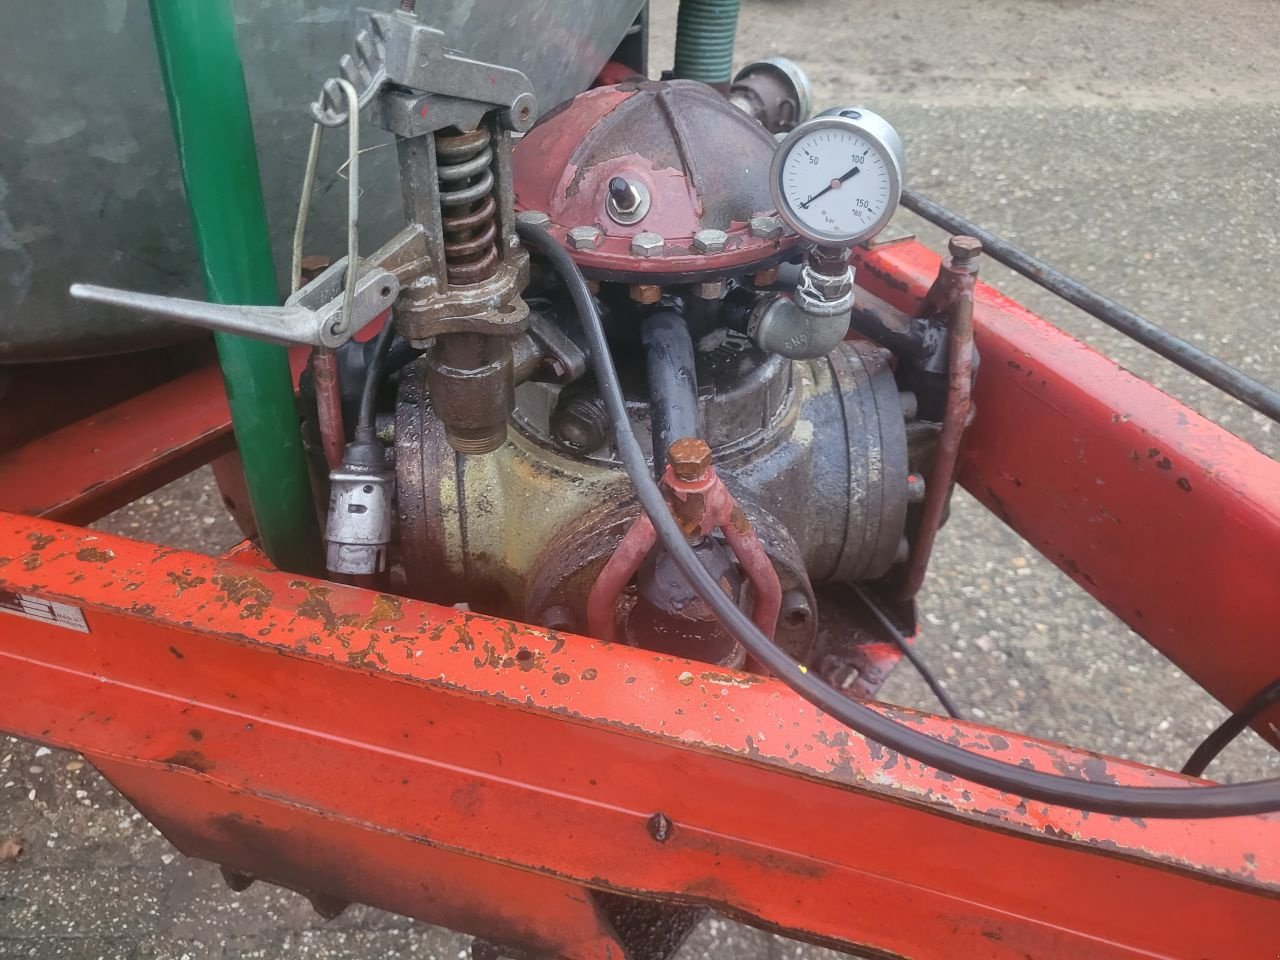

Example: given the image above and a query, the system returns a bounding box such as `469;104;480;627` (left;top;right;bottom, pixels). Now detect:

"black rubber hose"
641;311;700;477
1182;679;1280;778
354;315;398;444
516;220;1280;817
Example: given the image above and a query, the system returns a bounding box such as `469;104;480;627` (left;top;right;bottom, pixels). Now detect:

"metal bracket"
69;259;399;350
311;9;536;134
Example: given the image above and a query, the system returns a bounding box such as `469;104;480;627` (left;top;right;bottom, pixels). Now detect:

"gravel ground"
3;0;1279;957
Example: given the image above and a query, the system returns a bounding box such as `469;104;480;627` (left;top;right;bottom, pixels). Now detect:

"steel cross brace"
0;515;1276;960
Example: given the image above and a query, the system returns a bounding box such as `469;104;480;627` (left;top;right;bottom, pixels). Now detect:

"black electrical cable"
1181;679;1280;778
850;584;962;720
517;219;1280;818
354;315;398;443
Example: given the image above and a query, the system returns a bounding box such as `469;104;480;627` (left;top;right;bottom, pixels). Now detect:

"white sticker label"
0;591;89;633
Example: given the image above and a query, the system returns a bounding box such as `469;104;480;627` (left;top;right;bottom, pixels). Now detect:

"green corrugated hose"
673;0;741;85
148;0;322;574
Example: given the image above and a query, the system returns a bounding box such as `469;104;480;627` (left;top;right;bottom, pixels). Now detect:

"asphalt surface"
3;0;1279;957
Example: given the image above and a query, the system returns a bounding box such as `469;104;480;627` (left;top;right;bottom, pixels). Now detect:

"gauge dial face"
771;113;903;245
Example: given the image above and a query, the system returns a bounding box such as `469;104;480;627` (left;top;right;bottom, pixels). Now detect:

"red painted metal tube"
897;257;976;601
586;510;657;643
587;461;782;644
0;350;308;526
0;517;1277;959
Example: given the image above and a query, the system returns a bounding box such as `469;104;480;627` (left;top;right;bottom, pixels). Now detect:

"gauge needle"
799;166;860;209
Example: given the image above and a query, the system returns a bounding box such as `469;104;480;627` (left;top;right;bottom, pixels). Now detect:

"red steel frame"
2;239;1278;958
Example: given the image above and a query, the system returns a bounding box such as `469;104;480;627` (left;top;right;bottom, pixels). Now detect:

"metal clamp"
69;259;399;350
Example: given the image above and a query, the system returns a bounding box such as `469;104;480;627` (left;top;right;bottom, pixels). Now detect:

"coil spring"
436;127;498;285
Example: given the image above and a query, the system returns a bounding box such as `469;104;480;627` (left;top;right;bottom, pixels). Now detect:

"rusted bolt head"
667;438;713;480
629;283;662;304
692;228;728;254
753;266;780;287
568;225;602;251
630;232;665;257
299;254;334;283
948;235;983;261
749;215;784;240
516;209;551;229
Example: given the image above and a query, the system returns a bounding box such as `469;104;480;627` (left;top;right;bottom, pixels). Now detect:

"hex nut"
667;438;713;480
517;210;551;229
749;216;784;240
948;235;983;260
629;284;662;304
630;232;665;257
568;225;602;250
691;280;725;300
691;229;728;254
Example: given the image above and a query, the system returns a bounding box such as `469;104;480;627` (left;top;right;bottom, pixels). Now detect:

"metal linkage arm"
70;259;399;349
312;8;536;133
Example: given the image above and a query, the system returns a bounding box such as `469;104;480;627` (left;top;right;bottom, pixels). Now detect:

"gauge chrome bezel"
768;107;906;246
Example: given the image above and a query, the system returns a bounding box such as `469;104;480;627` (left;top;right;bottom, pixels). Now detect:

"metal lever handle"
70;259;399;349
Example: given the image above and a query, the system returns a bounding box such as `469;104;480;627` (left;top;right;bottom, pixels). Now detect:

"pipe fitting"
729;57;813;134
795;260;855;312
747;292;851;360
424;333;515;455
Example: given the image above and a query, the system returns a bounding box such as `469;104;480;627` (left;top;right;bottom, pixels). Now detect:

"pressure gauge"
769;107;906;246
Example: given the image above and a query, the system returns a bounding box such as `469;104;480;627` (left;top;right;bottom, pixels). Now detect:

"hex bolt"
647;811;673;842
948;235;983;262
630;283;662;304
780;589;812;628
692;280;725;300
631;232;666;257
568;225;602;251
516;210;551;229
749;215;784;240
753;266;779;287
667;438;713;481
692;228;728;254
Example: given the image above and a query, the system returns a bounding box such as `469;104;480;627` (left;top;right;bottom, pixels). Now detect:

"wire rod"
900;189;1280;423
851;584;962;719
290;125;323;294
290;79;361;331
